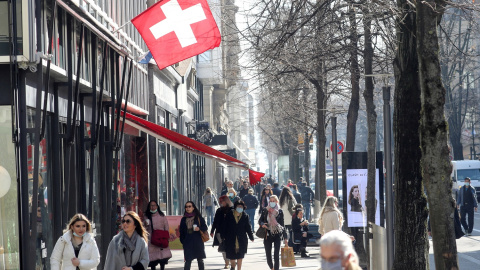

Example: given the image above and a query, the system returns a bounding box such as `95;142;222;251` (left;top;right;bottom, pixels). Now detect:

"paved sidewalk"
161;235;320;270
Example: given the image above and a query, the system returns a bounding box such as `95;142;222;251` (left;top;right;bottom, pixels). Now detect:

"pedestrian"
203;187;218;227
290;184;302;203
292;207;310;258
299;182;315;221
239;181;250;199
279;187;297;249
211;195;234;269
180;201;208;270
104;211;149;270
267;175;274;186
144;200;172;270
224;200;255;270
320;230;361;270
260;187;273;213
222;180;235;196
228;188;241;204
457;177;478;236
271;183;282;197
221;178;229;196
50;213;100;270
242;189;259;230
318;196;344;236
348;185;363;212
255;180;265;199
258;195;288;270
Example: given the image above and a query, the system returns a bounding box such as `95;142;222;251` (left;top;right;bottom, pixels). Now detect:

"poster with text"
166;216;183;249
346;169;380;227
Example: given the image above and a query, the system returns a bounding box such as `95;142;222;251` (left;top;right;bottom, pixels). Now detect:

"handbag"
281;246;296;267
255;227;267;239
197;217;210;242
150;220;169;248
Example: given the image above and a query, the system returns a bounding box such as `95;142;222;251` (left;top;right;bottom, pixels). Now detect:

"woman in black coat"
258;195;288;270
180;201;208;270
210;195;233;269
223;200;254;270
291;207;310;258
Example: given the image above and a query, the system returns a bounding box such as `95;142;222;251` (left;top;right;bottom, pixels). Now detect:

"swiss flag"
132;0;221;70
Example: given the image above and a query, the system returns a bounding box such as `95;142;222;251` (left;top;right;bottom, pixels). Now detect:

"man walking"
300;182;315;221
457;177;478;236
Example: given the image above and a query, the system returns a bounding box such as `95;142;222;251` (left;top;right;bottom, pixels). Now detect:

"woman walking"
228;188;241;204
51;214;100;270
258;195;288;270
259;187;273;213
211;195;233;269
224;201;254;270
144;200;172;270
279;187;297;250
242;189;259;230
104;211;149;270
180;201;208;270
318;196;344;235
292;207;310;257
290;184;302;203
203;187;218;227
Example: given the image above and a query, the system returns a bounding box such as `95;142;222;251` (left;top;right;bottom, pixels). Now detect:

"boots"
300;247;310;258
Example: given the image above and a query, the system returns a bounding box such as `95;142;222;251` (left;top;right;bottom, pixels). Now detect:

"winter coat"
280;196;297;226
145;213;172;262
457;185;478;208
239;187;249;199
243;194;259;211
291;216;309;242
203;193;218;207
229;196;241;204
318;210;342;235
179;215;208;261
50;231;100;270
272;187;282;197
258;208;288;240
292;190;302;203
259;194;271;212
224;210;254;259
300;185;315;203
104;231;149;270
211;207;233;246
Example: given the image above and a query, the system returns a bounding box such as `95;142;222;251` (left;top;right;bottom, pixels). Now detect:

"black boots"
300;247;310;258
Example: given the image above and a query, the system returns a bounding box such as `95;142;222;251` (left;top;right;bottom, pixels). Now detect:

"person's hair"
465;177;471;182
219;195;233;207
124;211;149;242
66;213;92;233
144;200;165;221
205;187;212;195
228;188;237;196
273;183;279;188
270;195;279;203
279;187;294;207
184;201;202;218
319;196;343;227
227;181;233;185
292;184;299;192
348;185;360;205
295;207;304;216
234;200;246;209
262;187;273;197
248;189;254;194
288;179;292;183
320;230;359;265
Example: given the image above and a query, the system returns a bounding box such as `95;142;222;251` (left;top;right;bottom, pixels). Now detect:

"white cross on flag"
132;0;221;70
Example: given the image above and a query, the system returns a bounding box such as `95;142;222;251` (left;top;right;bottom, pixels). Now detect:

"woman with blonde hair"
318;196;344;235
227;188;241;204
51;214;100;270
104;211;149;270
203;187;218;226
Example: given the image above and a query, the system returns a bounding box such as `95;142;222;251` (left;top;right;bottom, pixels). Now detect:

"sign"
298;133;314;145
325;148;330;159
166;216;183;249
220;149;237;159
330;141;345;155
346;169;381;227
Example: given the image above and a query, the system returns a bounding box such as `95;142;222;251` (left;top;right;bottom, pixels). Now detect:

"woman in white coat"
50;213;100;270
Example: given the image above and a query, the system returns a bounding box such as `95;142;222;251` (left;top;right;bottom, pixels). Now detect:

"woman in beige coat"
318;196;344;235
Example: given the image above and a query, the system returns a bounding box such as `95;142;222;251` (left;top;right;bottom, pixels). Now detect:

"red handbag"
150;220;169;248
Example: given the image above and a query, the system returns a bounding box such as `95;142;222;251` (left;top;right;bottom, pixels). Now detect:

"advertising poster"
346;169;381;227
166;216;183;249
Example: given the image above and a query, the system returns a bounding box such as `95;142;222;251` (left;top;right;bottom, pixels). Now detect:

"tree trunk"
346;2;360;152
416;1;459;269
314;78;327;221
449;126;464;160
392;0;429;268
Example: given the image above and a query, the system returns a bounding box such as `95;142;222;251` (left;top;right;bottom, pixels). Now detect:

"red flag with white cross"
132;0;221;70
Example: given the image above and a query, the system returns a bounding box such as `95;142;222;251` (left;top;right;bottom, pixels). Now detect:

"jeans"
460;205;475;233
185;259;204;270
264;234;281;270
303;202;311;220
245;208;256;231
206;206;214;226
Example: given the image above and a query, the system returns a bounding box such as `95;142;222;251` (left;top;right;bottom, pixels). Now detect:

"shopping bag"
281;246;296;267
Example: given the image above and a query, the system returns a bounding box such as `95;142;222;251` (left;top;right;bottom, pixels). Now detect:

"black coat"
291;216;309;242
224;211;254;259
239;187;249;199
179;215;208;261
272;187;282;197
210;207;233;246
243;194;259;210
258;208;288;240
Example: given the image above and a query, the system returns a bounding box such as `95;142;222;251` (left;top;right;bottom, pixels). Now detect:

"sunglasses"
185;205;193;209
121;219;133;224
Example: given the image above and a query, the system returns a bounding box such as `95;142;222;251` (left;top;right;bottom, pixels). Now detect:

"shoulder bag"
150;218;169;248
197;217;210;242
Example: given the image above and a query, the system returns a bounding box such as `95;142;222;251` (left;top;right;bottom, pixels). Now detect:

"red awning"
123;112;264;185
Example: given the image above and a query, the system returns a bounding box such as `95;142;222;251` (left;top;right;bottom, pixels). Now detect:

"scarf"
122;230;138;267
185;216;195;230
234;211;242;251
184;212;195;218
266;205;283;235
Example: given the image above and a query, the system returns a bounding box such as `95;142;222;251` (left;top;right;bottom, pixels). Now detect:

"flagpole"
113;21;132;34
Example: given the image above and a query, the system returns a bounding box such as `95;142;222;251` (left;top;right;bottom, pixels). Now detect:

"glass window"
0;0;23;56
170;115;179;215
157;108;167;212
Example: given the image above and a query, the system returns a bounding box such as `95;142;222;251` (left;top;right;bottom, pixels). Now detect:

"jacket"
457;185;478;208
272;187;282;197
258;208;288;240
291;216;309;242
280;196;297;226
145;213;172;262
179;215;208;261
300;185;315;203
243;194;259;210
104;231;149;270
203;193;218;207
318;210;342;235
50;231;100;270
239;187;249;199
224;211;254;258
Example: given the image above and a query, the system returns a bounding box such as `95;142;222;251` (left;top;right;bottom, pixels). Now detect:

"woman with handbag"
180;201;208;270
211;195;233;269
292;207;310;258
258;195;288;270
50;213;100;270
224;200;254;270
144;200;172;270
279;187;297;251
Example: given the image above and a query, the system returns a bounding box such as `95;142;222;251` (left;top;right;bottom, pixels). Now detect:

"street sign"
325;148;330;159
219;149;237;159
297;145;305;151
330;141;345;154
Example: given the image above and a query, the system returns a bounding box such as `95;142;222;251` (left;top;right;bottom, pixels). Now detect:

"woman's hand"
251;239;255;242
121;267;132;270
284;240;288;246
194;227;200;231
71;258;80;266
262;224;268;229
210;232;214;238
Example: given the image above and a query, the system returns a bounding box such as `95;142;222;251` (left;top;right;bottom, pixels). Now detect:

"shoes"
301;252;310;258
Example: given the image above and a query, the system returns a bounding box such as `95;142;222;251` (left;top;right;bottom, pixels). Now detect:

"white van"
451;160;480;201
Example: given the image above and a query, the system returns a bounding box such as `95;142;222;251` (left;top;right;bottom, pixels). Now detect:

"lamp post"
383;86;394;269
